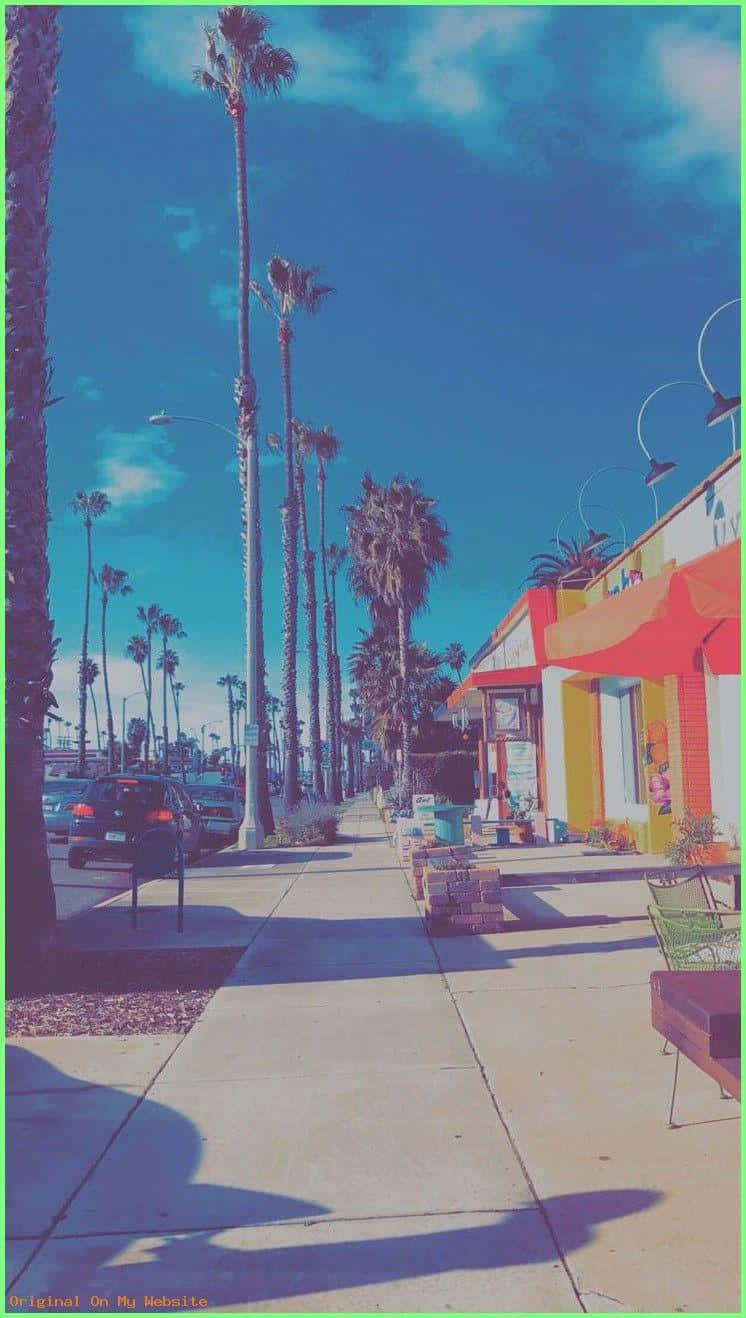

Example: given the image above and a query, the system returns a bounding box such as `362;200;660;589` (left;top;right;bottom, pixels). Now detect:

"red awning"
544;540;740;678
446;664;541;708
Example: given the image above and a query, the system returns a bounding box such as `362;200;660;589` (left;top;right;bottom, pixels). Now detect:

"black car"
67;774;204;870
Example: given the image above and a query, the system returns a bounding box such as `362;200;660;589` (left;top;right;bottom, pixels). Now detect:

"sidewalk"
7;802;740;1312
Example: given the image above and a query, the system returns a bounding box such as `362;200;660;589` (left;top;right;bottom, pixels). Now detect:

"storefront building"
446;453;740;853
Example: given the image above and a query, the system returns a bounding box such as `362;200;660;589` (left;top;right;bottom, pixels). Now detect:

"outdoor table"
651;969;740;1124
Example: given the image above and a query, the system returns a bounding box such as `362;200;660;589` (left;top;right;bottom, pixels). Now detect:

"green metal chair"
647;905;740;972
646;869;730;920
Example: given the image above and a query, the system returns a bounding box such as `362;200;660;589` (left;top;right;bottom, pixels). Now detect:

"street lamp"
121;691;142;773
697;298;741;427
149;410;263;848
200;720;222;767
577;465;658;549
635;378;738;490
555;503;628;554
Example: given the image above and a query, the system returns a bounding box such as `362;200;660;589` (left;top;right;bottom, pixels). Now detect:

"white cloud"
94;426;186;513
162;203;216;254
75;375;103;403
641;24;740;195
209;281;236;324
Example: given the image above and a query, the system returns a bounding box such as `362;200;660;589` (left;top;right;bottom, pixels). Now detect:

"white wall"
599;680;648;823
477;612;535;672
542;666;573;822
663;461;740;566
705;672;741;844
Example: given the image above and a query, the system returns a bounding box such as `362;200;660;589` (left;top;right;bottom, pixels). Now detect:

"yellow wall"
561;680;596;833
555;588;586;621
585;536;666;605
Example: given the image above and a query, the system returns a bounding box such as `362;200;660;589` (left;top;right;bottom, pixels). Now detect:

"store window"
619;684;644;805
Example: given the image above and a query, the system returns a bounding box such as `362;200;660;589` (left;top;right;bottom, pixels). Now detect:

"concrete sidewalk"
7;802;740;1312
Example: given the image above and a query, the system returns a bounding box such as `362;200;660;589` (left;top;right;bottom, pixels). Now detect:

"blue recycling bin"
431;804;467;845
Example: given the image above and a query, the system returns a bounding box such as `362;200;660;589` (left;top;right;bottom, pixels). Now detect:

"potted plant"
664;809;730;865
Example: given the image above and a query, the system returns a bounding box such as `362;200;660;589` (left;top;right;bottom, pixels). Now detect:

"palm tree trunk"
5;2;61;988
138;663;150;759
101;593;115;770
296;462;324;796
318;463;340;803
279;318;301;811
397;603;412;808
77;518;92;775
161;636;169;773
90;686;101;751
170;676;185;783
330;572;343;801
144;632;153;768
345;736;355;799
227;680;235;779
242;427;274;834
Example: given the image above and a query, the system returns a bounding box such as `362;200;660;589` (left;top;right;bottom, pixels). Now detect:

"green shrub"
273;801;341;847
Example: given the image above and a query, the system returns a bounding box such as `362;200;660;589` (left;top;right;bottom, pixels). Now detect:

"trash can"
546;818;568;843
432;804;467;845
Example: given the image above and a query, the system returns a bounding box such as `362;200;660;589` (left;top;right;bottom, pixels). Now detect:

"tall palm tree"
157;614;186;772
309;425;342;802
98;564;132;770
196;6;295;843
158;648;186;780
6;4;61;984
125;633;157;750
268;694;281;782
276;421;323;796
327;541;347;800
82;658;101;750
526;536;615;588
444;642;467;682
235;682;247;774
70;490;110;775
252;259;333;811
218;674;240;778
346;475;449;808
135;604;161;767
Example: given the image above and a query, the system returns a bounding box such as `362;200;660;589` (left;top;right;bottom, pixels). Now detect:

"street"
48;840;134;922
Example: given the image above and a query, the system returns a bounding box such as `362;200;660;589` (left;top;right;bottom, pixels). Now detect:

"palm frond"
266;431;283;453
217;6;269;52
249;278;272;313
249;42;297;95
193;68;224;97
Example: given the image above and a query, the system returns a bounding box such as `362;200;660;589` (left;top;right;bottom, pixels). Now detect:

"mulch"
6;946;244;1037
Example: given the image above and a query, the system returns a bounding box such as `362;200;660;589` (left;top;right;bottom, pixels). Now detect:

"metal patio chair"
647;905;740;973
646;869;731;920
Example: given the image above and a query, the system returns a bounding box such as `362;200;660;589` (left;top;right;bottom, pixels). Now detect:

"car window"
187;786;236;802
88;779;163;806
44;780;90;798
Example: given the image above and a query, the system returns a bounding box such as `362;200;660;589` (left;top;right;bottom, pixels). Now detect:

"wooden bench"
650;970;740;1126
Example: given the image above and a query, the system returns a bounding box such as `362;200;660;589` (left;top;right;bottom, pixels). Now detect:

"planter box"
423;863;502;936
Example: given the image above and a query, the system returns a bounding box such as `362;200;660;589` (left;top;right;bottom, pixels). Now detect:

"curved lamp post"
697;298;741;427
636;378;738;490
149;410;262;849
555;503;628;554
577;465;658;549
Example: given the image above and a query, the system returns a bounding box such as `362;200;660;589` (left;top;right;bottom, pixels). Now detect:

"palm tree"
82;658;101;750
98;564;132;770
252;259;334;812
278;421;323;796
70;490;110;774
346;475;449;808
306;424;342;803
156;615;186;773
125;633;157;751
6;4;62;985
268;694;281;783
235;682;247;774
127;716;147;762
444;642;467;682
327;541;347;800
218;674;240;778
526;536;615;588
158;648;186;780
195;7;295;842
135;604;161;767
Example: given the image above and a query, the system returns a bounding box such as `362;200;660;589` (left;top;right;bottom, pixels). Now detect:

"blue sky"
46;4;740;745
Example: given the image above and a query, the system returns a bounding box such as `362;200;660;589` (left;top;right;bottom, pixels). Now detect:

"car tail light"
72;802;94;817
145;809;173;823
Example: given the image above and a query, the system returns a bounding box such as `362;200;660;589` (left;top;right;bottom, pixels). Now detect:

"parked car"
43;779;92;840
185;783;243;847
67;774;204;870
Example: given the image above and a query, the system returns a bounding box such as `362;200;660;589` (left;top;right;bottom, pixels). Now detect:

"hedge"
410;751;477;805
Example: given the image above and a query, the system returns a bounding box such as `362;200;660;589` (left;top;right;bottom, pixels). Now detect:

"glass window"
619;685;644;805
88;778;163;806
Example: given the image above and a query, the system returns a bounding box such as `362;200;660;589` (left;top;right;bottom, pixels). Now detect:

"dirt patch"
6;946;243;1036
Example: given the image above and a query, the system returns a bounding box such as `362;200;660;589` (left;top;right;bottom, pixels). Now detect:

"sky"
45;3;740;750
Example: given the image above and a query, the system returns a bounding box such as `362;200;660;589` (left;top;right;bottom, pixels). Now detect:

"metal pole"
121;697;126;773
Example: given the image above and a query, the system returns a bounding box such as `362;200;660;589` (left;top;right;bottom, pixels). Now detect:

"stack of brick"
409;844;473;900
424;858;502;935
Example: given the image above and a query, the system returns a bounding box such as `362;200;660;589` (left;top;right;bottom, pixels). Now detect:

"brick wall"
664;673;713;818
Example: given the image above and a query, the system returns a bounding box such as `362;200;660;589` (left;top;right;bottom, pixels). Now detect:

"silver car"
186;783;243;846
43;779;92;840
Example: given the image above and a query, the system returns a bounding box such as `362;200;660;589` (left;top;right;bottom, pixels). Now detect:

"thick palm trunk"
6;4;60;987
77;519;92;775
279;319;301;811
345;736;355;799
161;637;169;772
227;681;236;778
318;465;340;803
397;603;412;808
242;424;274;834
138;664;150;759
296;462;324;796
101;594;115;770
